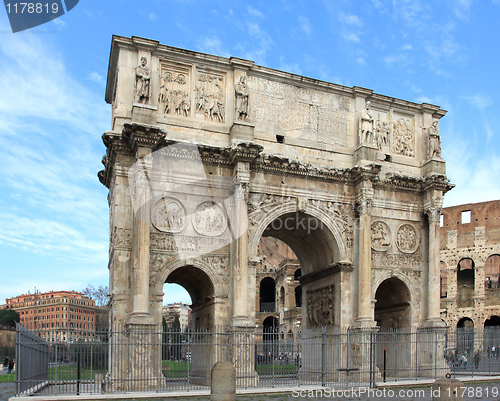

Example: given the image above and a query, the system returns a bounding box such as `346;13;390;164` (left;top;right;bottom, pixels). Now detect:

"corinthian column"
130;149;152;323
357;198;373;326
425;208;443;325
230;181;251;326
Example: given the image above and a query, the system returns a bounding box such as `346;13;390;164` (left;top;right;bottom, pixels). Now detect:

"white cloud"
460;94;492;110
384;52;410;67
198;36;230;57
298;15;311;35
88;71;105;85
339;12;363;27
343;33;360;43
238;22;273;64
247;5;263;18
148;12;157;21
450;0;473;20
53;18;66;28
279;61;302;75
0;27;108;135
0;24;110;302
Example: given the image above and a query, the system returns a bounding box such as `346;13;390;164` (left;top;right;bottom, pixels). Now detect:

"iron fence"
13;325;500;396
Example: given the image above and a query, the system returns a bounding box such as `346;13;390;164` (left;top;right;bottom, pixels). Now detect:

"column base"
230;315;254;327
129;312;154;325
420;318;447;329
352;318;377;328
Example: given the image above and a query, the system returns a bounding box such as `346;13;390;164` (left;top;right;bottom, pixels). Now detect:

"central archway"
251;208;345;330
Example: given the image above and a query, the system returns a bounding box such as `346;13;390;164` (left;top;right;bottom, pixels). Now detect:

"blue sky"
1;0;499;306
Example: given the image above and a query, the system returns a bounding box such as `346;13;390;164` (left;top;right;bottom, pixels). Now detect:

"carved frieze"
150;252;176;278
195;70;225;122
150;232;228;254
395;223;419;254
392;118;414;157
151;197;187;233
371;220;391;251
158;62;191;117
201;254;229;271
111;227;132;248
372;251;422;268
307;285;335;327
193;202;227;236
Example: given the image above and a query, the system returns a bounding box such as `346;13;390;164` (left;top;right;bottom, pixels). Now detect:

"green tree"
171;314;182;360
0;309;20;327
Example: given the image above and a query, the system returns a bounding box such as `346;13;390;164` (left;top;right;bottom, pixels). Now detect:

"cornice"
253;154;357;182
351;164;382;185
300;262;354;285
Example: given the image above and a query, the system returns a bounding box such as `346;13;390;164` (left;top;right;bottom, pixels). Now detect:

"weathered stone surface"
432;378;463;401
210;361;235;401
100;36;452;388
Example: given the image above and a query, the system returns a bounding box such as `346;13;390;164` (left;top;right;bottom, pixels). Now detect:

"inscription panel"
249;76;352;146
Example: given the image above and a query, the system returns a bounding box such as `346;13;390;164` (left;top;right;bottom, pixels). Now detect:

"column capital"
425;208;441;223
357;198;372;215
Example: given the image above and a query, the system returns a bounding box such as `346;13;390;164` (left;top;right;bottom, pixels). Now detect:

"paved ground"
0;383;15;401
4;381;500;400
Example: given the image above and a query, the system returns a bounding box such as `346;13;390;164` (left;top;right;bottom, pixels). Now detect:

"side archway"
153;257;226;328
374;277;411;329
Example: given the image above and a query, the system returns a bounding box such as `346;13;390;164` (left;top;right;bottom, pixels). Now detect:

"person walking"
461;354;468;369
7;359;14;374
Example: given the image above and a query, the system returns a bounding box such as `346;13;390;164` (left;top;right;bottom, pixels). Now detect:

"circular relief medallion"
193;201;227;237
395;223;419;254
371;220;391;252
151;197;187;233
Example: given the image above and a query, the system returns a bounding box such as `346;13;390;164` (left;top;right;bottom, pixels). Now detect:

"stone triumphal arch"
99;35;452;386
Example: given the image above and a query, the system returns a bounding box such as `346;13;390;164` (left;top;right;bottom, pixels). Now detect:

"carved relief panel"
396;223;419;254
193;201;228;236
392;117;415;157
373;111;390;151
195;70;226;123
151;197;187;233
158;62;191;117
307;285;335;327
371;220;391;252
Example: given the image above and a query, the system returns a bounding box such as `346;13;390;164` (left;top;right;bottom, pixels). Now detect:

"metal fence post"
321;328;326;387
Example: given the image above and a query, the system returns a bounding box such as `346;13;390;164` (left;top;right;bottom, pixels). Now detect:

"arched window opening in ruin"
294;269;301;281
295;285;302;308
440;261;447;298
457;317;474;354
280;286;285;307
262;316;279;358
260;277;276;312
457;258;475;308
164;266;214;329
374;277;411;329
485;255;500;288
484;316;500;352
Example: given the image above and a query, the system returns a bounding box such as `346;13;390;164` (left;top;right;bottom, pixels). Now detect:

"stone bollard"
211;361;236;401
432;378;463;401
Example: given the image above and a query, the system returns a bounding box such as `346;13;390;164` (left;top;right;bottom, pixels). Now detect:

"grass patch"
0;373;15;382
256;364;297;376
